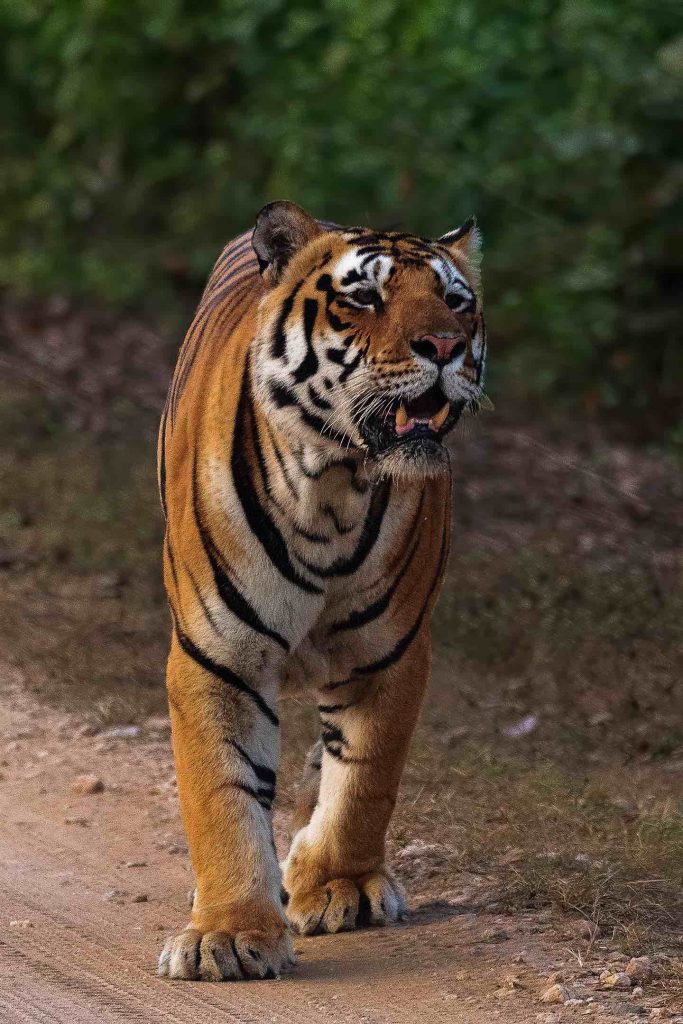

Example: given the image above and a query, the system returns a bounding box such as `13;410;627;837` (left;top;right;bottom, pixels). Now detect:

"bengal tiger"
157;201;486;981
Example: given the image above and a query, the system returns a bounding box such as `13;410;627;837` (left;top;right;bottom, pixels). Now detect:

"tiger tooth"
395;403;408;428
430;401;450;431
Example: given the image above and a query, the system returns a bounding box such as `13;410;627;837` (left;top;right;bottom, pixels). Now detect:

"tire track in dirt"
0;791;545;1024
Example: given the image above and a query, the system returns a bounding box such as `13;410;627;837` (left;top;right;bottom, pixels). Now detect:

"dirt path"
0;664;677;1024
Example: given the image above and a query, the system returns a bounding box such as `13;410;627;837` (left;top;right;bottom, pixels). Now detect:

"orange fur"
157;203;484;980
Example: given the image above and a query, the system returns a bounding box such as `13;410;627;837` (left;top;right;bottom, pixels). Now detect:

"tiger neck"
254;402;377;541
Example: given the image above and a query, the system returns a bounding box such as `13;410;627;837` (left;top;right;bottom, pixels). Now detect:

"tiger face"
252;202;487;480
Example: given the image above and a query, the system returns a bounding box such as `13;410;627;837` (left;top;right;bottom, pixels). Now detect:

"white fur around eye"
332;251;394;293
445;288;475;313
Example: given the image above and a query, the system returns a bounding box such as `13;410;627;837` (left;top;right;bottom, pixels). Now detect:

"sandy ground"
1;662;680;1024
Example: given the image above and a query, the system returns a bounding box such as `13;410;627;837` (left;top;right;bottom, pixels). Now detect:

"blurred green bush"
1;1;680;432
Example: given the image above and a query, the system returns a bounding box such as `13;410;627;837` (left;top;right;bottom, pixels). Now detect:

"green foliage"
1;0;680;429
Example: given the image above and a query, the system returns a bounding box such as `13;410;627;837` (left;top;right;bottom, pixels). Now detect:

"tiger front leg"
158;630;293;981
283;632;430;935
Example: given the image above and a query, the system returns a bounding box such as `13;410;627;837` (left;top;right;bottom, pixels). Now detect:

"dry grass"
389;738;683;954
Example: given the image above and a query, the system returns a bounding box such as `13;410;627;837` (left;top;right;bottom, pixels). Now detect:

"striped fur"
157;202;485;981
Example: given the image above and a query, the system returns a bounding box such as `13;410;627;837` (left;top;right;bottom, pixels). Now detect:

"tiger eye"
352;287;379;307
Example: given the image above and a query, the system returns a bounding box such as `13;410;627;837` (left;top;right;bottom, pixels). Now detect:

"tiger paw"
157;924;295;981
285;869;407;936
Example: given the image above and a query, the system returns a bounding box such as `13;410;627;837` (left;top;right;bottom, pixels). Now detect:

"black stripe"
321;677;353;692
165;534;180;594
192;459;290;650
297;480;390;578
330;493;424;631
339;346;362;384
172;272;255;415
355;516;450;676
271;281;303;358
265;420;300;501
158;404;169;520
291;298;319;383
307;384;332;410
340;267;365;286
325;348;346;365
477;317;487;384
322;504;355;535
232;373;323;595
355;243;387;256
175;253;254;377
293;523;331;544
315;273;352;331
332;532;420;632
230;781;272;810
320;720;363;764
291;452;366;493
268;381;354;446
174;620;279;726
226;738;277;788
317;701;357;713
186;562;225;636
321;720;347;749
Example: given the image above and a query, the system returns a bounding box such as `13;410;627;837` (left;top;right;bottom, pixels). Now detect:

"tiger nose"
410;334;466;367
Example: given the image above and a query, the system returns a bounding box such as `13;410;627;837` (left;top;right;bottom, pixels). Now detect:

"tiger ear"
438;217;482;283
252;201;321;283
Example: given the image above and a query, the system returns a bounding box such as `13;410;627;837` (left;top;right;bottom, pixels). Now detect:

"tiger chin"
157;201;487;981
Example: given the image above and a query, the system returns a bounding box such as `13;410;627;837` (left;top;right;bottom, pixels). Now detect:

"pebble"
481;927;509;943
101;725;141;740
503;714;538;738
71;774;104;794
74;723;100;738
9;919;33;928
599;971;632;990
498;846;525;866
103;890;128;904
626;957;654;984
541;983;573;1004
64;816;90;827
397;839;449;859
145;716;171;734
124;860;147;868
632;987;644;998
132;894;148;903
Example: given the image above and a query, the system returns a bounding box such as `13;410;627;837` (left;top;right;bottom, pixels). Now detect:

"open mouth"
395;384;450;436
359;383;465;456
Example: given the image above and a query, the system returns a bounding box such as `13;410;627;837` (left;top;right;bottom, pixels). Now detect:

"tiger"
156;201;487;981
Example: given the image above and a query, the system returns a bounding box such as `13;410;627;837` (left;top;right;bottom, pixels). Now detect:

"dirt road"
0;665;677;1023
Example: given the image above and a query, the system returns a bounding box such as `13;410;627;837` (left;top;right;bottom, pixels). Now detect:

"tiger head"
251;201;487;481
